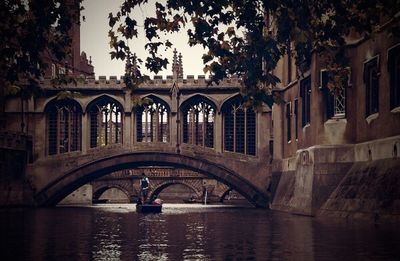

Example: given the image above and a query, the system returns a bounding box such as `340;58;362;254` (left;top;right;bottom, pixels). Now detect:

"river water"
1;204;399;260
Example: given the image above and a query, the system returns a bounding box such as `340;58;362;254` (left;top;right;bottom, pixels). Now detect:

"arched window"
46;99;82;155
88;96;123;148
182;97;215;148
136;98;169;142
222;97;256;155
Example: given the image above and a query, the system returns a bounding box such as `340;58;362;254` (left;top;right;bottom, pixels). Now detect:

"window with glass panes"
88;96;123;148
182;97;215;148
46;100;82;155
136;98;169;142
222;96;256;155
364;57;380;117
388;44;400;109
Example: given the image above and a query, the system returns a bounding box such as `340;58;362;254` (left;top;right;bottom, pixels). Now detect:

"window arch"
45;99;82;155
136;97;170;142
181;96;215;148
222;96;256;155
87;96;123;148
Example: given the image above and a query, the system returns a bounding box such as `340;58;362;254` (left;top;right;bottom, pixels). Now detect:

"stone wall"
272;145;353;215
318;136;400;221
318;158;400;222
58;184;92;205
98;187;130;203
0;132;34;206
271;136;400;220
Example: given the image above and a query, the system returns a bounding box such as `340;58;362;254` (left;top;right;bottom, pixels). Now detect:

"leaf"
221;41;231;50
226;27;235;37
218;32;225;41
202;53;213;63
165;40;173;48
203;65;210;74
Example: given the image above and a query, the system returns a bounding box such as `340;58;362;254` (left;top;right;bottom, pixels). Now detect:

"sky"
80;0;206;78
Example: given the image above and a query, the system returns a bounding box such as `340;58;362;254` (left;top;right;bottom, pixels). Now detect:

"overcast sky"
80;0;206;78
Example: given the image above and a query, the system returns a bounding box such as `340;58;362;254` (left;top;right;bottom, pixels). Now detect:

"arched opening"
181;95;216;148
45;99;82;155
221;95;256;155
151;182;198;203
135;96;170;143
93;186;131;203
220;189;251;205
87;96;123;148
35;152;268;208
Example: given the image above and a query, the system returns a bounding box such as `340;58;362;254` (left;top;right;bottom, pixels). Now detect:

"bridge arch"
92;183;135;203
149;180;202;201
35;152;267;207
220;188;233;202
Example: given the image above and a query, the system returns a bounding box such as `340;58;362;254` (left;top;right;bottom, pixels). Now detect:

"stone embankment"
271;135;400;222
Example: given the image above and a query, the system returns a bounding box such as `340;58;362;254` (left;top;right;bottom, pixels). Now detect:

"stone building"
270;17;400;219
41;0;94;78
0;0;93;204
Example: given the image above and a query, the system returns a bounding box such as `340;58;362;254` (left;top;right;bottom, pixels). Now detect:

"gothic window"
222;96;256;156
364;56;380;117
46;100;82;155
320;69;347;119
136;98;169;142
182;97;215;148
88;96;123;148
388;44;400;109
300;76;311;127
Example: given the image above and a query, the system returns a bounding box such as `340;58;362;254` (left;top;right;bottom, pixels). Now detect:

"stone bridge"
90;168;235;203
31;143;269;207
4;74;273;207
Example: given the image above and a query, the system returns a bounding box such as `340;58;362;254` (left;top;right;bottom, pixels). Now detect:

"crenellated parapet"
38;74;242;90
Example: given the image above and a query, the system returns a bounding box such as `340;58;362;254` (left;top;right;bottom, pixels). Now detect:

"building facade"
271;20;400;218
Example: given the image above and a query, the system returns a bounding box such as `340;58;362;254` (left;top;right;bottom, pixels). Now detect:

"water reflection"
92;214;123;260
0;204;399;260
137;214;169;261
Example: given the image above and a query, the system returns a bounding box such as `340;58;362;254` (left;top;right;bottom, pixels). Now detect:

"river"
1;204;399;260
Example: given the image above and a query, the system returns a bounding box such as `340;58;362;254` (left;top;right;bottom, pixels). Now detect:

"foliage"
132;96;154;108
56;90;82;100
123;53;150;90
0;0;83;99
109;0;400;106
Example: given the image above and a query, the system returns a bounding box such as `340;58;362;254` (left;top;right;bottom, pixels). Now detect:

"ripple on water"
0;205;400;260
